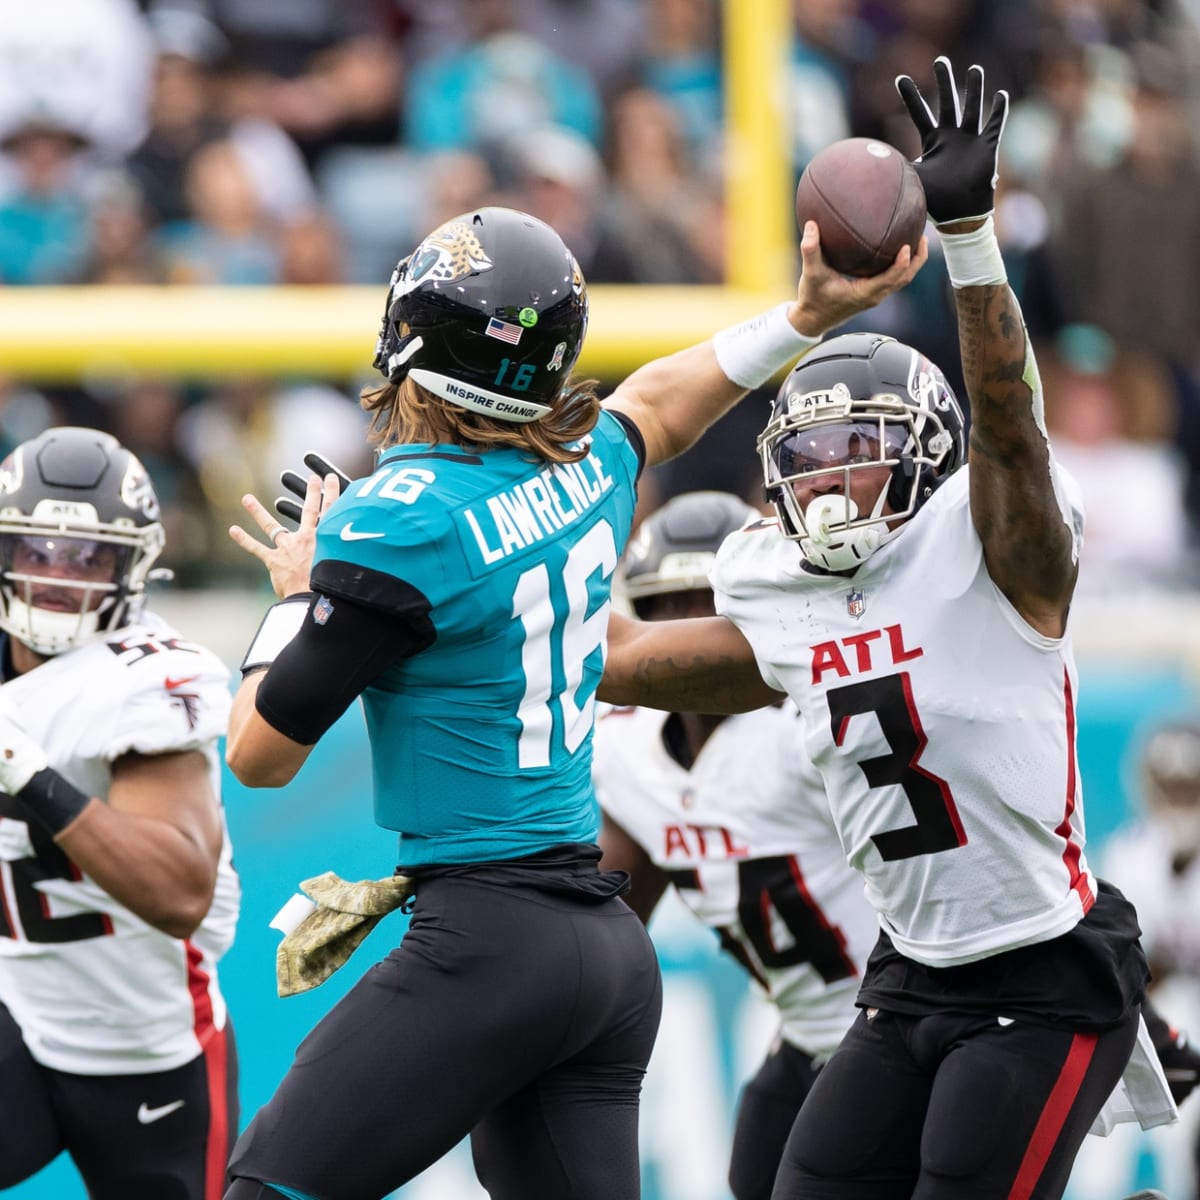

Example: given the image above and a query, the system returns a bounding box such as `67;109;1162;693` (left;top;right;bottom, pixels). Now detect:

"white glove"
0;714;49;795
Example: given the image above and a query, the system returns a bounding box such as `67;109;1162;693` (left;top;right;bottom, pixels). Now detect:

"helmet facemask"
759;383;958;572
0;513;164;656
0;431;166;656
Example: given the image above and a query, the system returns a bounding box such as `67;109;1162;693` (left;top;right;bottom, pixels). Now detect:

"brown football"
794;138;927;277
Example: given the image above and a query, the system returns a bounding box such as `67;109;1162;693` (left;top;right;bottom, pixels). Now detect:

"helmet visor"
9;534;123;583
773;420;910;477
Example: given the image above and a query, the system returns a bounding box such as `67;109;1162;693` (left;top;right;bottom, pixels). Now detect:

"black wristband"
18;767;92;836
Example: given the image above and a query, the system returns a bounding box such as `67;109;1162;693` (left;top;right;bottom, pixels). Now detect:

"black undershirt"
858;879;1149;1031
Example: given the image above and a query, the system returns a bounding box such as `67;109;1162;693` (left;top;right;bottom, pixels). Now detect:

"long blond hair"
359;376;603;465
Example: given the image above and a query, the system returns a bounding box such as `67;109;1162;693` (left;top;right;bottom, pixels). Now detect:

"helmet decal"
402;220;493;291
484;316;524;345
120;457;161;522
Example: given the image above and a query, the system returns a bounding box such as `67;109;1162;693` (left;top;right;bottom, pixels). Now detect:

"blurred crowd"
1;0;1199;591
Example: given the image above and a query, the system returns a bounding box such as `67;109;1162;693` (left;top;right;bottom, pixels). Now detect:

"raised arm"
953;248;1075;632
600;611;783;714
897;58;1077;636
605;223;928;468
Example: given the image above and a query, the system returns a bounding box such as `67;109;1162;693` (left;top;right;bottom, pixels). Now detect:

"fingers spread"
932;56;961;127
280;469;308;500
274;497;303;524
962;64;984;133
895;75;935;135
322;473;343;512
985;90;1010;139
304;451;352;490
228;523;270;563
299;473;324;531
241;491;278;537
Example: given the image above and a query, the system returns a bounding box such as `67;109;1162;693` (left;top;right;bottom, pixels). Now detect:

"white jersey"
594;702;878;1059
713;466;1096;968
0;612;238;1075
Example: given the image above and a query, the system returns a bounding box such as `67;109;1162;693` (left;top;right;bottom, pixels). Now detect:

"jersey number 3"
828;673;967;861
513;519;618;769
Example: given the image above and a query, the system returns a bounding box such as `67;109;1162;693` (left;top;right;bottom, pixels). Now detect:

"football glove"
275;450;353;525
895;56;1009;226
0;713;49;796
1144;1000;1200;1105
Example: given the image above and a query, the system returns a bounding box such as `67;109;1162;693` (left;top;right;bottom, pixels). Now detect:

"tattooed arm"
952;237;1077;636
600;611;784;714
895;59;1077;637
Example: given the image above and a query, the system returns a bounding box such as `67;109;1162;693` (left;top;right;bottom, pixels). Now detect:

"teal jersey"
311;410;641;867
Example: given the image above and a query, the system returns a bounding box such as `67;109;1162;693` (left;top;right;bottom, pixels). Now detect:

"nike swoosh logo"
164;675;199;691
137;1099;185;1124
340;523;385;541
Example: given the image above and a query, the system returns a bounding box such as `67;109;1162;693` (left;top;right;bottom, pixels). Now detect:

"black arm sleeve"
607;409;646;481
254;560;436;746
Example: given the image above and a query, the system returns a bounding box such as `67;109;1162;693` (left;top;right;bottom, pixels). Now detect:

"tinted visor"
7;535;122;581
774;420;909;476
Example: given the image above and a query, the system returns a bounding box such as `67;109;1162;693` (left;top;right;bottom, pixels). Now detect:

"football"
794;138;927;277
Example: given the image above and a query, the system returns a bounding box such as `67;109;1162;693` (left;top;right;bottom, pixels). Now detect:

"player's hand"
0;713;48;796
275;451;353;525
895;57;1008;226
789;219;928;337
229;471;342;600
1154;1022;1200;1105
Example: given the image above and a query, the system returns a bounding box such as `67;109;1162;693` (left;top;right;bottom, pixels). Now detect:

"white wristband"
712;302;821;389
939;215;1007;289
0;713;49;795
241;594;313;676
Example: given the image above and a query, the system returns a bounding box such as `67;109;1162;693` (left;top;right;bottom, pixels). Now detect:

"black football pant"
729;1037;823;1200
226;872;663;1200
0;1000;238;1200
772;1004;1140;1200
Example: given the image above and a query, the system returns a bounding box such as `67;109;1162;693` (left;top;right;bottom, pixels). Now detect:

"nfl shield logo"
846;589;866;619
313;595;335;625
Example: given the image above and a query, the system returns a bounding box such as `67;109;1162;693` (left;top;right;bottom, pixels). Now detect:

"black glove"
895;56;1008;226
1144;1000;1200;1105
275;451;353;524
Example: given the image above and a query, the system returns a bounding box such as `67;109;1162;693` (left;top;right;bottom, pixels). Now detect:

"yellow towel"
274;871;412;997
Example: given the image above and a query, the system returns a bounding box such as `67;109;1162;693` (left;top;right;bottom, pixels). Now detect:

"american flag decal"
847;589;866;619
485;317;522;345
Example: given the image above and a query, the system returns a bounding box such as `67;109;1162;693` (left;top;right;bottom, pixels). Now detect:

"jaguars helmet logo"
402;221;494;292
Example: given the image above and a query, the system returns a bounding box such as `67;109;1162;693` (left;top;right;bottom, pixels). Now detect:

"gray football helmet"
617;491;761;617
0;427;165;655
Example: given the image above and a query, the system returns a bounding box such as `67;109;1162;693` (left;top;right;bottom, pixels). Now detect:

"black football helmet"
0;427;165;655
757;332;965;570
372;206;588;425
617;491;761;618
